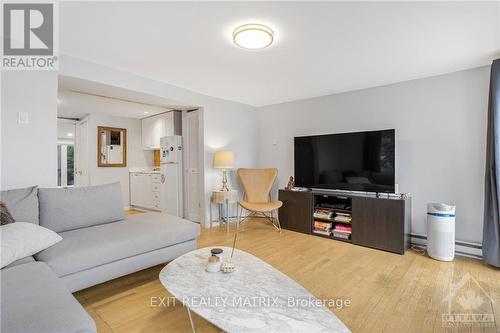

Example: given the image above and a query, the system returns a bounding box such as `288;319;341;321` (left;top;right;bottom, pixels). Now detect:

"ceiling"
58;89;173;120
57;76;200;119
57;120;75;141
60;2;500;107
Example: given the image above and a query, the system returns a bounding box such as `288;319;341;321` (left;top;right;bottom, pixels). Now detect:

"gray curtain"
484;58;500;267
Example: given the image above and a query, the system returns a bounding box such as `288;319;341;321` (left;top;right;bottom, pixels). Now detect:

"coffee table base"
187;307;196;333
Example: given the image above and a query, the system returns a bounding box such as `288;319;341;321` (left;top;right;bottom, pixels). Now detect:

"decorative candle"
206;255;221;273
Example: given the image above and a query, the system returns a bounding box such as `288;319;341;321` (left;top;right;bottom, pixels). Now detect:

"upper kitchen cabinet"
141;116;161;150
142;111;182;150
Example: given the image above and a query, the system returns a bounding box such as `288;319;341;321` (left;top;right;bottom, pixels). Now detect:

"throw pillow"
0;186;39;224
1;222;62;268
0;202;15;225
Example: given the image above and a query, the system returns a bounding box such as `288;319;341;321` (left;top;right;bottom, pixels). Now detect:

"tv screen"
294;129;395;193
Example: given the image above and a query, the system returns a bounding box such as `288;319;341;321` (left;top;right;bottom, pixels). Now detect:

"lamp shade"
213;151;235;169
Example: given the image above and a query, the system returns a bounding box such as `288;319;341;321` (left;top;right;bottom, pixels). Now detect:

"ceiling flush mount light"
67;132;73;137
233;24;274;49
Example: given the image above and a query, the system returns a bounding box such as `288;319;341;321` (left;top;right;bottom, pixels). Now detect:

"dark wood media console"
278;189;411;254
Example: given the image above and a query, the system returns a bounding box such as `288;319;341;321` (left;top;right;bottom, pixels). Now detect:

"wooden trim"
97;126;127;167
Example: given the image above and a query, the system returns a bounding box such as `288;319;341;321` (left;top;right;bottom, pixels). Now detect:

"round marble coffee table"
159;247;351;333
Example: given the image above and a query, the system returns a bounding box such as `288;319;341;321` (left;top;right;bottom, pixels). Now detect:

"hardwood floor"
125;209;146;215
74;218;500;333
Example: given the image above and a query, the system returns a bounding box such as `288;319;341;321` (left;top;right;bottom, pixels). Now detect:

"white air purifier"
427;203;456;261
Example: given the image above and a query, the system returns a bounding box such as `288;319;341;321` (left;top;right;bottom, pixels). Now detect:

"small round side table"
210;190;239;233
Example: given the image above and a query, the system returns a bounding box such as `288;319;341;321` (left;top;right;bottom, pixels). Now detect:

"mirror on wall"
97;126;127;167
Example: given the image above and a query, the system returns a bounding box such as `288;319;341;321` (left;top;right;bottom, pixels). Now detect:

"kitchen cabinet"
141;115;164;150
130;172;162;211
141;111;181;150
163;112;174;137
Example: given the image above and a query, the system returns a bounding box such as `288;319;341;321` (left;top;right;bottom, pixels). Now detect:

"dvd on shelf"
313;208;334;220
313;229;331;236
313;205;353;240
332;232;351;240
313;220;333;236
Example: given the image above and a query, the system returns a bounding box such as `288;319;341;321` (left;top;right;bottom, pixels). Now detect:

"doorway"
57;119;76;187
57;117;89;187
74;116;90;186
182;109;204;223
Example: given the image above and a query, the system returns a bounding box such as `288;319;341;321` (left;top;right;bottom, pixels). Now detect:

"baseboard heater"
410;233;482;259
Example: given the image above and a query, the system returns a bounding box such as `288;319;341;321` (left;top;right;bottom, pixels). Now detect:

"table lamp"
213;150;235;191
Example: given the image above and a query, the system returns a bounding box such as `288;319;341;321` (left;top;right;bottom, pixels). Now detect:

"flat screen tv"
294;129;395;193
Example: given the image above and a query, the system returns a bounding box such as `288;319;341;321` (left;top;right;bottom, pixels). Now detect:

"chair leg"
238;210;282;232
269;210;282;232
274;209;282;232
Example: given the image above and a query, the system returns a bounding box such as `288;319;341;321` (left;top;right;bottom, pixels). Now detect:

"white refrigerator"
160;135;183;217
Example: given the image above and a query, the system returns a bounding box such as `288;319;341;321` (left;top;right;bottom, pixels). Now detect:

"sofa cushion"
39;182;124;232
0;186;38;224
35;212;200;277
3;255;35;269
1;262;96;333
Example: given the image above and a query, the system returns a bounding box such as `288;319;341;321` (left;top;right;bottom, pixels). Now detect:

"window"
58;144;74;187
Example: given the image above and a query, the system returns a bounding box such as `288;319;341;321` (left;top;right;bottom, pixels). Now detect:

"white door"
183;110;201;222
74;116;90;186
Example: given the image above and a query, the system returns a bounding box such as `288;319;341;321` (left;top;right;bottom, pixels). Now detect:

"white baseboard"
410;233;482;259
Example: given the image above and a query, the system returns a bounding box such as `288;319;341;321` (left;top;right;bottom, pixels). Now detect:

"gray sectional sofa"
1;183;200;333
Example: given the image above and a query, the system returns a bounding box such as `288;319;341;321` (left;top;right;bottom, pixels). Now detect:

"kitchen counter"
129;167;161;174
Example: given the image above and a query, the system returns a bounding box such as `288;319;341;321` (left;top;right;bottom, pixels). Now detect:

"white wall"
59;55;257;225
256;66;490;244
4;56;487;243
1;71;58;190
86;113;152;206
